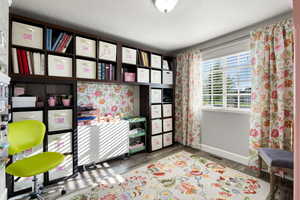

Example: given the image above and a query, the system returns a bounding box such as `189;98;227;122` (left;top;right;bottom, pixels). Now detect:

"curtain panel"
249;19;295;168
175;49;202;148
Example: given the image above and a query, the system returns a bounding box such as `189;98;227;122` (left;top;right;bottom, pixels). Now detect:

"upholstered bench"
258;148;293;200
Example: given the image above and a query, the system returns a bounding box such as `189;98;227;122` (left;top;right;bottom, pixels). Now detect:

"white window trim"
201;51;251;113
201;107;250;115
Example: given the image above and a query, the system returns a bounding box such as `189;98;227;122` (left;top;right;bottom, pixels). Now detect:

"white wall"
0;0;9;199
200;110;250;165
0;0;9;74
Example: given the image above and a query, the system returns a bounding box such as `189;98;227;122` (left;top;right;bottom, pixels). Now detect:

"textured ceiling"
11;0;292;52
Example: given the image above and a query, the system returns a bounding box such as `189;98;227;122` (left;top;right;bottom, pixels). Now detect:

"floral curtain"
249;19;294;168
175;49;202;148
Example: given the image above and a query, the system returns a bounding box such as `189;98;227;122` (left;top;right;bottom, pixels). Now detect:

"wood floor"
11;144;293;200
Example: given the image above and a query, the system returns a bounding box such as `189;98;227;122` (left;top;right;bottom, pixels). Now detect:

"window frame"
201;51;251;114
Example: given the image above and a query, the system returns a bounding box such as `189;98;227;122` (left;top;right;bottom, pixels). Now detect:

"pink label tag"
57;166;64;171
23;33;32;40
55;117;65;123
83;46;89;51
56;64;65;70
83;67;91;72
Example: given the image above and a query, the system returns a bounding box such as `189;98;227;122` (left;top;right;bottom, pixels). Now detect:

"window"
202;51;251;111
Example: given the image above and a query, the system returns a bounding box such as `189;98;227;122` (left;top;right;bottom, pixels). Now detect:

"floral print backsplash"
77;82;139;117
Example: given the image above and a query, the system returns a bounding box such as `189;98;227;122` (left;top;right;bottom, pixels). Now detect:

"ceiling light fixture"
153;0;178;14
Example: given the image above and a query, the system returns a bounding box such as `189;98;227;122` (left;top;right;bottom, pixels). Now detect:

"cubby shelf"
12;107;44;112
47;106;73;110
8;13;175;198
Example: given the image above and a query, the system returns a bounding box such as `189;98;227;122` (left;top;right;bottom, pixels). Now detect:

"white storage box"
163;104;172;117
151;119;162;135
12;22;43;49
122;47;137;64
76;36;96;58
163;71;173;85
137;68;149;83
151;54;162;68
151;105;162;119
76;59;96;79
99;41;117;61
151;70;161;84
48;109;72;131
12;96;37;108
0;188;7;200
151;89;162;103
48;132;73;180
163;132;173;147
151;135;162;151
163;118;173;132
49;154;73;181
13;111;43;122
48;55;73;77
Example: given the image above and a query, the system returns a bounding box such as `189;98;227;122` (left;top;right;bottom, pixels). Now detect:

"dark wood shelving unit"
8;13;176;198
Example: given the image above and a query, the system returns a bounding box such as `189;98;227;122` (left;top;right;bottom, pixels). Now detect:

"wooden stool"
257;148;293;200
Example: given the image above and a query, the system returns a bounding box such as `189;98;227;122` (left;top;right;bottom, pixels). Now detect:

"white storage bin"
12;22;43;49
151;105;162;119
48;132;72;153
122;47;136;64
99;41;117;61
151;119;162;135
48;55;73;77
12;97;36;108
151;54;162;68
76;36;96;58
48;132;73;180
163;104;172;117
13;111;43;122
49;154;73;181
151;70;161;84
137;68;149;83
163;71;173;85
163;118;173;132
151;89;162;103
163;132;173;147
48;109;72;131
76;59;96;79
151;135;162;151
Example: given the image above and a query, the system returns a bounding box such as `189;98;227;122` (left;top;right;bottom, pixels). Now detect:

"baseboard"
199;144;249;166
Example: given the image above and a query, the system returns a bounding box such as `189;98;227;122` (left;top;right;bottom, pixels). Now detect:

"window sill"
201;107;250;115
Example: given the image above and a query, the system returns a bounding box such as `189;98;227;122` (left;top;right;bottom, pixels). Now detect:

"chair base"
15;175;66;200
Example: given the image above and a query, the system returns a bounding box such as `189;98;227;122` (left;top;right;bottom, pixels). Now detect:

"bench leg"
269;168;277;200
257;154;262;178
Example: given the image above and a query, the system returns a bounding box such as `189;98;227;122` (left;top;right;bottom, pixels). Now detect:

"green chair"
6;120;65;200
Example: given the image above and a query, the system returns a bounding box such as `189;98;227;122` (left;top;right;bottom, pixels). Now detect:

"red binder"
21;50;30;75
16;49;24;75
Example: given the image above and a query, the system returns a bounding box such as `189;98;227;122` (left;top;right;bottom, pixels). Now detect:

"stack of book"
12;48;45;75
46;29;73;53
77;106;97;126
98;63;115;81
138;51;149;67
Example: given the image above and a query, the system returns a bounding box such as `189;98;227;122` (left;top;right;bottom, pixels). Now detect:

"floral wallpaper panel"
77;82;140;117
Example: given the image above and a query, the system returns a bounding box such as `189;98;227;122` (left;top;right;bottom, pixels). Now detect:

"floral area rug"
62;151;269;200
